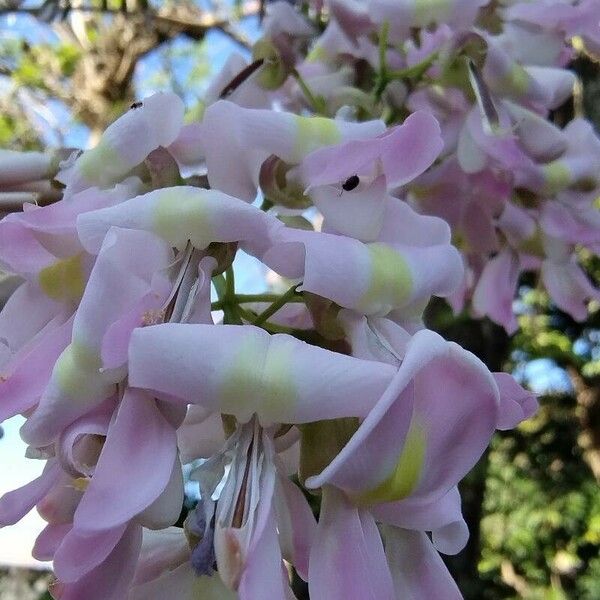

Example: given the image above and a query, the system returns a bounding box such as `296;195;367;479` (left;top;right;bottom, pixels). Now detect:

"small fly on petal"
342;175;360;191
339;174;360;195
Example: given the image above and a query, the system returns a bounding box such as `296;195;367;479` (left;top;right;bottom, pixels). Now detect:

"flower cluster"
1;0;598;598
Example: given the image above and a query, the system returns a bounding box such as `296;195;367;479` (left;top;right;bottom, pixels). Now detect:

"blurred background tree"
0;0;257;148
0;3;599;599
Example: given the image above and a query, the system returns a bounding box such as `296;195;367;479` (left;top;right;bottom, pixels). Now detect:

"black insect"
130;101;143;109
341;174;360;192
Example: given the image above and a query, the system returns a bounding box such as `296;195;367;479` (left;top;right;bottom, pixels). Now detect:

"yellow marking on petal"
414;0;451;24
220;336;296;423
153;189;214;250
72;477;90;491
306;45;327;63
356;422;426;506
358;243;412;315
542;162;571;194
38;254;85;302
260;339;297;423
54;342;104;398
517;227;545;257
504;64;530;97
77;141;122;184
292;116;341;163
220;337;264;419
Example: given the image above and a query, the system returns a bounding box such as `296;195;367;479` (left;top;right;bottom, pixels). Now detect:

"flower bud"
259;155;312;209
252;38;291;90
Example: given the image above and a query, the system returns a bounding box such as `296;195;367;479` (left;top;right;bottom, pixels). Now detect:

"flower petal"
383;526;462;600
301;110;442;190
128;323;396;424
74;389;177;532
308;486;395;600
76;186;277;254
52;522;142;600
0;459;60;526
57;93;184;196
494;373;538;430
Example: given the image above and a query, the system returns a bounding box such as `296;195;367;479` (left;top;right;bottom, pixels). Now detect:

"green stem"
225;266;236;301
374;21;390;100
212;273;227;301
388;51;439;82
379;21;390;78
211;292;304;310
291;69;325;114
222;267;242;324
260;197;274;212
253;283;302;326
237;306;297;335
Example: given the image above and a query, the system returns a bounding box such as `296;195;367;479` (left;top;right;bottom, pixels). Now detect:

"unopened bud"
259;155;311;209
252;38;291;90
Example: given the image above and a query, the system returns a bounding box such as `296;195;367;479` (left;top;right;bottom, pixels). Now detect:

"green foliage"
478;393;600;599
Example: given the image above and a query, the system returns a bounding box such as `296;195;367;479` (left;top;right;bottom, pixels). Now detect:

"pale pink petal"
0;315;72;422
301;111;442;190
33;523;72;561
377;197;451;246
128;323;396;425
525;66;576;109
308;486;395;600
504;101;567;161
200;100;385;202
308;330;499;506
237;505;290;600
57;93;184;195
133;527;189;586
0;282;60;361
472;248;520;334
493;373;538;430
338;311;410;365
541;258;600;321
76;186;277;254
0;459;60;526
100;286;169;370
374;486;468;555
177;406;226;464
35;467;83;525
0;149;53;186
137;457;184;530
53;524;127;582
314;176;388;242
74;389;177;532
263;228;463;317
203;53;271;110
20;228;172;447
56;398;114;478
384;527;463;600
53;522;142;600
274;474;317;581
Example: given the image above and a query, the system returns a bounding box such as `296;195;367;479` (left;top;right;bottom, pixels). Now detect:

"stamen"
231;437;254;529
219;59;266;99
467;59;500;134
